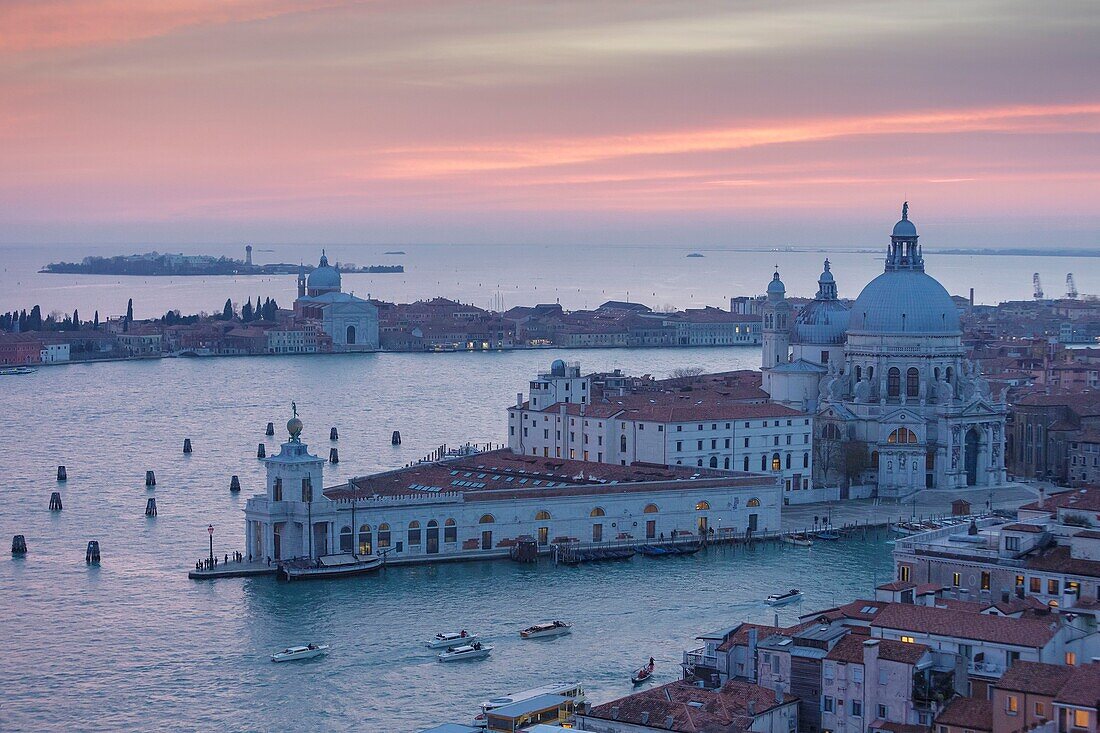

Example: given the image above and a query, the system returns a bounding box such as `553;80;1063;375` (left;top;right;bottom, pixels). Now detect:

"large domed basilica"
763;204;1007;497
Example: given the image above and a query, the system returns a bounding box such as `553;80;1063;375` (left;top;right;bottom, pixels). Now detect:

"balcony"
683;646;718;669
967;659;1005;678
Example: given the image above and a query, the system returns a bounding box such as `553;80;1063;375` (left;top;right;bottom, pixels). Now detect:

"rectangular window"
1048;578;1059;595
1030;577;1041;593
1006;536;1020;551
952;572;961;587
878;669;888;685
677;441;682;452
1074;710;1089;728
1034;701;1045;717
851;700;862;717
272;478;282;502
852;666;863;683
981;571;990;590
900;565;911;582
1065;651;1076;665
1006;695;1018;715
823;697;834;713
878;704;888;720
900;636;915;644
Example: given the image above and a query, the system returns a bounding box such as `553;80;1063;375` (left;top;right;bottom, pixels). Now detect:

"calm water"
1;348;894;731
2;241;1098;319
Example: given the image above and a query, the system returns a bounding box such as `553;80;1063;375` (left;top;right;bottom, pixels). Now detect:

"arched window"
697;459;703;467
747;497;761;507
620;435;627;453
339;525;353;553
867;366;874;380
535;510;551;521
855;365;862;381
444;518;457;543
887;367;901;397
934;367;941;381
643;504;659;514
408;520;421;545
946;366;954;383
378;523;391;548
823;423;842;440
346;325;356;345
761;455;768;471
358;524;372;554
906;367;919;397
709;456;718;468
427;519;438;528
696;501;710;510
771;453;781;471
743;456;749;471
479;514;495;524
785;453;791;469
724;457;730;470
871;451;879;469
888;428;918;444
590;507;605;517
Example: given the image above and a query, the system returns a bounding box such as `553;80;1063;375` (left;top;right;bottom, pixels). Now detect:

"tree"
843;441;871;485
222;298;234;320
18;309;27;332
814;434;844;488
126;298;134;322
72;309;79;330
668;366;705;385
242;297;253;322
28;305;42;331
93;311;99;330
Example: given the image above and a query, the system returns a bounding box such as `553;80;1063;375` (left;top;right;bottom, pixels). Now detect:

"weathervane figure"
292;401;298;417
901;201;909;219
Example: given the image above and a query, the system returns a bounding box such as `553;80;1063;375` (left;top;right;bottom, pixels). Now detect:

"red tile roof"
825;635;929;665
871;603;1060;648
1002;522;1044;533
995;661;1074;696
586;679;796;733
1025;545;1100;579
1054;662;1100;707
933;696;993;731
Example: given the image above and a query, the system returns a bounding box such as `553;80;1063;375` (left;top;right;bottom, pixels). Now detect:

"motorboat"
473;681;586;728
437;642;492;662
271;643;329;662
766;589;804;606
632;658;655;685
277;553;382;581
520;621;572;639
427;631;478;649
0;366;36;376
781;533;813;547
816;529;841;541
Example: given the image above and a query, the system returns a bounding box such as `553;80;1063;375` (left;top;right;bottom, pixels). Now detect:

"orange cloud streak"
0;0;354;53
369;102;1100;178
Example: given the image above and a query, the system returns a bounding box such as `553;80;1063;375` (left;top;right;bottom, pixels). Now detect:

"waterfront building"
115;327;164;356
762;204;1008;496
1007;391;1100;483
508;361;823;502
892;488;1100;646
0;333;45;365
244;413;782;564
294;251;379;351
575;679;799;733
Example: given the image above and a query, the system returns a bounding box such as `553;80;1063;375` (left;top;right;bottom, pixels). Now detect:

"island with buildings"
40;246;402;276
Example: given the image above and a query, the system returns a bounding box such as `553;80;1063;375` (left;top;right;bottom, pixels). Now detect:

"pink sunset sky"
1;0;1098;246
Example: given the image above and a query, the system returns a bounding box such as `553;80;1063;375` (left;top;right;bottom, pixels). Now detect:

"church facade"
762;205;1007;497
293;251;380;351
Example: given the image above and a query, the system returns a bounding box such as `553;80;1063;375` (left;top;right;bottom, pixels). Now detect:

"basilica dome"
794;259;849;345
306;251;341;294
849;267;960;335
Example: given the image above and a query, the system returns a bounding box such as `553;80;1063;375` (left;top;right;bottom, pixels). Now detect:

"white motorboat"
473;681;586;727
520;621;572;639
766;589;804;606
271;643;330;662
437;642;492;662
0;366;36;376
780;533;813;547
427;631;478;649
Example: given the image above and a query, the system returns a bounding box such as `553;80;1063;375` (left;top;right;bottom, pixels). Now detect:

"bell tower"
761;269;791;369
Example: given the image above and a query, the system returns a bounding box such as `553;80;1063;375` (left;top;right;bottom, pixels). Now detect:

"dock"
188;562;275;580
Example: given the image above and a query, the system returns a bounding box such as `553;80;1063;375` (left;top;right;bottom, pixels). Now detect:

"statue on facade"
936;377;953;403
854;376;872;403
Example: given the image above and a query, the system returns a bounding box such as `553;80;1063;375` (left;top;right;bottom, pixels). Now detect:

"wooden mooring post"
230;475;241;492
145;470;156;487
12;535;27;554
329;448;339;464
257;443;266;459
56;465;67;481
391;430;401;445
330;427;339;441
183;438;192;454
49;492;63;511
85;540;100;564
145;497;157;517
265;422;275;436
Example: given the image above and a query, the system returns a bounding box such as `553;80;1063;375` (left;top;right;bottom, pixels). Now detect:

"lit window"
1006;695;1018;715
952;572;961;587
1074;710;1089;728
899;566;911;582
1065;651;1076;666
900;636;915;644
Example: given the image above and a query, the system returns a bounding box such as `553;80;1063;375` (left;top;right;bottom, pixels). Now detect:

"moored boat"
816;529;840;541
520;620;572;639
781;533;813;547
271;643;329;662
438;642;492;662
0;366;36;376
277;553;382;581
766;588;803;606
427;630;478;648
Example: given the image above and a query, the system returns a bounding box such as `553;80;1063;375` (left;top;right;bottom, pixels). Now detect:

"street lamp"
208;524;215;566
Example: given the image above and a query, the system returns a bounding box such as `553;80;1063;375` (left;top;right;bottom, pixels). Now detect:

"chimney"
748;627;759;682
610;706;619;720
640;711;650;724
748;700;756;716
517;392;523;408
775;683;783;704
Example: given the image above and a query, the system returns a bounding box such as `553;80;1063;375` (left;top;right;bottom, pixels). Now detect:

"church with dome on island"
762;204;1007;496
293;251;379;351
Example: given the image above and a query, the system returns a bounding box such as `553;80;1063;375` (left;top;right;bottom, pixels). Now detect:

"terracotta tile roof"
825;634;929;665
1074;529;1100;539
995;661;1074;696
1025;545;1100;579
1019;487;1100;513
933;696;993;732
1002;522;1045;533
871;603;1060;648
1054;663;1100;707
586;679;796;733
716;624;784;653
531;392;804;422
876;581;916;592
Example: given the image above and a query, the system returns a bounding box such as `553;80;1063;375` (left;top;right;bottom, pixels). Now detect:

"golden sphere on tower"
287;416;303;438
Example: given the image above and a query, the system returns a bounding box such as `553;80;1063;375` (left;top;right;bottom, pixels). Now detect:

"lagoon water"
1;348;895;731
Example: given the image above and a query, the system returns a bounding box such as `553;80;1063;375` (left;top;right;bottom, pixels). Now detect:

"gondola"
632;658;655;685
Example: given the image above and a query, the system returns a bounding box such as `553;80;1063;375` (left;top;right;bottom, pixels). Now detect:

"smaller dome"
550;359;566;376
892;218;917;238
767;271;785;295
